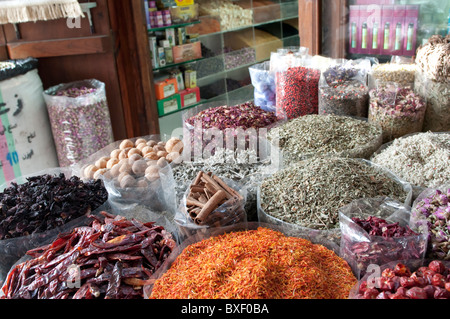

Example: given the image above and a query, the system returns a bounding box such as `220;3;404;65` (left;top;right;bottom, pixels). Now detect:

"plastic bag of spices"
0;167;110;286
273;53;324;120
368;81;427;143
73;135;181;217
249;61;276;112
368;56;417;89
43;79;114;167
318;59;371;117
339;197;428;279
143;222;359;299
174;172;247;241
414;69;450;132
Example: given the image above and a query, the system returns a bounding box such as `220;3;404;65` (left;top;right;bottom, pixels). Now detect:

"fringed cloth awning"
0;0;84;24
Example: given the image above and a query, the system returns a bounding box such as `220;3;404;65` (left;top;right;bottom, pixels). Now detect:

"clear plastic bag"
249;61;276;112
370;132;450;200
174;175;247;241
257;158;413;247
368;56;417;89
72;135;179;217
0;167;109;286
43;79;114;167
349;259;450;299
143;221;343;299
414;69;450;132
368;81;427;143
410;184;450;261
318;58;371;117
339;197;428;279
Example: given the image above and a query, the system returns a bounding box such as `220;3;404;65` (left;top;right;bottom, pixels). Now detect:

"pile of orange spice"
149;227;357;299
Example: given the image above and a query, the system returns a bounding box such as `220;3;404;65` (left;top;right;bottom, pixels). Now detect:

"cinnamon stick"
194;190;227;225
212;175;243;200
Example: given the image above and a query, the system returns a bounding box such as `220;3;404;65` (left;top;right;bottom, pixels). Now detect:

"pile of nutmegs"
81;137;183;188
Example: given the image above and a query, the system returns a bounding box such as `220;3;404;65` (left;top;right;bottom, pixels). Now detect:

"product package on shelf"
414;34;450;132
318;58;371;117
0;58;59;184
339;197;427;279
73;135;183;217
43;79;114;168
368;81;427;143
174;171;247;240
0;167;109;286
249;61;276;113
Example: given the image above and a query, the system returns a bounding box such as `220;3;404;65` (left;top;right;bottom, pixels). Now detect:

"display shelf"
152;57;203;72
148;20;200;32
158;99;206;118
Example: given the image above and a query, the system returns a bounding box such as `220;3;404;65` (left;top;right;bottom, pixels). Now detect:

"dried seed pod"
120;174;137;188
120;139;134;150
106;158;120;169
110;149;121;159
132;160;148;176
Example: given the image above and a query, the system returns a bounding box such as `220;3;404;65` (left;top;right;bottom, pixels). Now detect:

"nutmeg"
136;177;148;188
84;164;98;179
165;137;183;153
119;162;132;174
110;163;122;177
141;146;153;156
156;150;168;158
120;139;134;150
144;152;159;160
145;165;160;176
132;160;147;176
128;153;142;165
127;148;142;157
120;174;136;189
135;138;147;146
157;157;168;167
93;168;108;180
145;172;160;182
110;149;121;159
147;140;158;147
166;151;182;164
106;158;120;169
136;142;147;152
118;148;131;160
153;144;166;152
117;171;130;183
95;157;110;169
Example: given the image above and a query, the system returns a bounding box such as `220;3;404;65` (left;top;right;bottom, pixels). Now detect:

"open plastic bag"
410;184;450;261
414;69;450;132
0;167;109;286
249;61;276;112
349;259;450;299
174;174;247;241
72;135;179;218
368;56;417;89
339;197;428;279
43;79;114;167
368;81;427;143
318;58;371;117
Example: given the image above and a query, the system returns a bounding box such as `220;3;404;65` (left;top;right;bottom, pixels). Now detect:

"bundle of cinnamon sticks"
185;171;243;226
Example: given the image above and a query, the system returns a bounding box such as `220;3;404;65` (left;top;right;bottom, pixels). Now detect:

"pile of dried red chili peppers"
149;227;357;299
1;211;175;299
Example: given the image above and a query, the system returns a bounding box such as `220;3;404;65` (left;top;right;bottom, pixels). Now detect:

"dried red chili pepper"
1;211;175;299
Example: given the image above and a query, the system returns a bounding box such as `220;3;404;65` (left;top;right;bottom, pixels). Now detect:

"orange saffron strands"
149;227;357;299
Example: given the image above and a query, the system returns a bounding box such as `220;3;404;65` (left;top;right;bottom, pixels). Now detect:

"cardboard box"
367;4;382;55
157;94;181;116
403;5;419;56
381;5;394;55
226;28;282;61
172;41;202;63
179;87;200;108
359;6;370;55
348;6;360;54
184;70;197;89
392;5;406;56
154;78;178;100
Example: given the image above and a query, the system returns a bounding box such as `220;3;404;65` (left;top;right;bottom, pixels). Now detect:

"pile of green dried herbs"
259;157;409;231
268;115;382;163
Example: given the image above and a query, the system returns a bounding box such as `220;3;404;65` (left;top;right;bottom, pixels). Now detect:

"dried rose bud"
428;260;447;274
406;287;428;299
